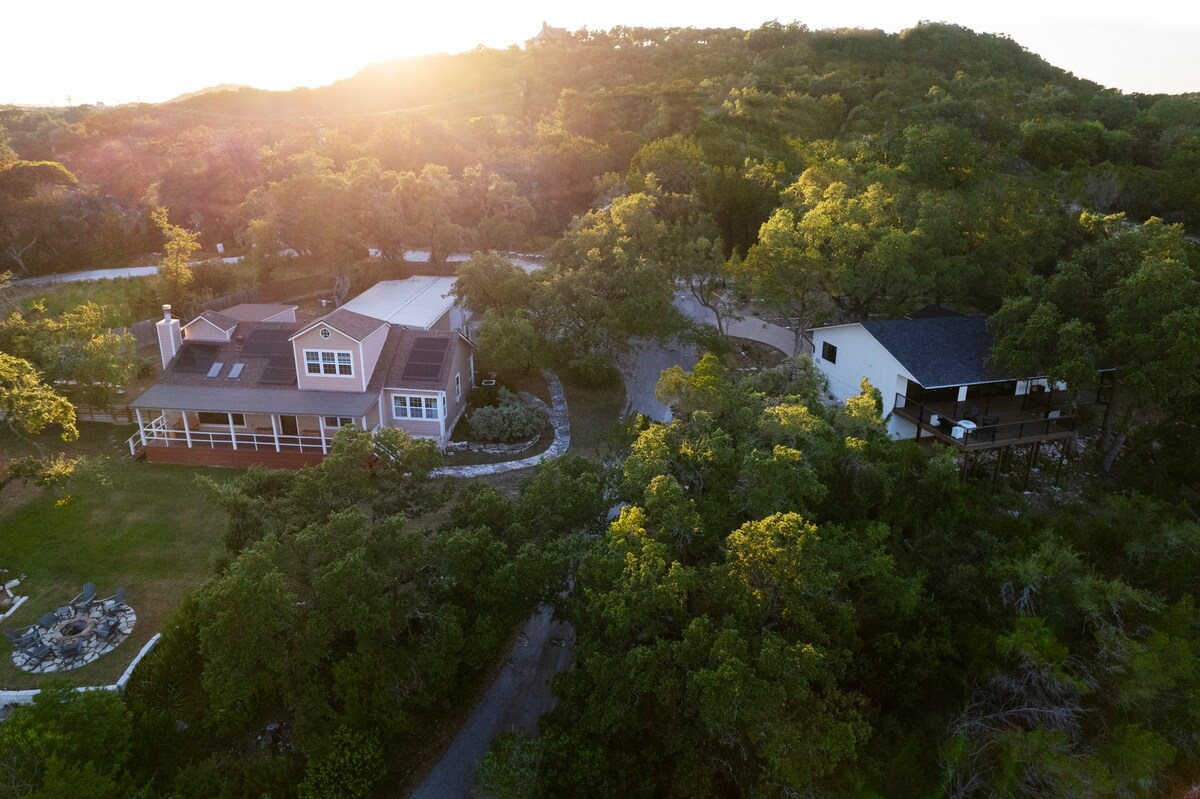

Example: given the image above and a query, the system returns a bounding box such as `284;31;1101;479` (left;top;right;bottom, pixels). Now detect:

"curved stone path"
431;370;570;478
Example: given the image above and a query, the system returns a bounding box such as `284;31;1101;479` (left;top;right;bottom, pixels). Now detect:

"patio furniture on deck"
950;419;976;440
72;582;96;610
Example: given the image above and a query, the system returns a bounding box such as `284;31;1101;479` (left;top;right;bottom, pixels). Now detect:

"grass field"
0;426;232;689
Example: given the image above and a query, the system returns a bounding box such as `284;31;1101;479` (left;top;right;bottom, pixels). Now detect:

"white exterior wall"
812;324;918;440
181;317;233;342
156;318;182;369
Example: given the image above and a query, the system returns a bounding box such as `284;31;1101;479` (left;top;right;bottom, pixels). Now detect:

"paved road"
621;338;699;422
673;290;800;357
620;291;800;423
409;605;574;799
13;249;546;288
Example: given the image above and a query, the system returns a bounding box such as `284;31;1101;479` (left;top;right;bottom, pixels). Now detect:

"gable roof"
185;310;238;332
859;315;1010;389
219;303;297;322
290;308;388;342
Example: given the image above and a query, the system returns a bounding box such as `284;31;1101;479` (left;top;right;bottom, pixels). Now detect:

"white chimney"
156;304;183;369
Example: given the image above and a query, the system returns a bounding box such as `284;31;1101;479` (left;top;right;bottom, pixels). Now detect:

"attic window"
821;342;837;364
205;362;224;378
227;363;245;379
320;328;332;339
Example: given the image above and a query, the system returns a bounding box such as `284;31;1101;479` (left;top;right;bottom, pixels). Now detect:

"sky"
3;1;1197;107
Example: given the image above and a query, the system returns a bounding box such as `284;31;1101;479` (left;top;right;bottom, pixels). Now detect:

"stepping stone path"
10;604;137;674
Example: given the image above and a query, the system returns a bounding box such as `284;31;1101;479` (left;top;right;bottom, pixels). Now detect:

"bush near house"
466;388;548;442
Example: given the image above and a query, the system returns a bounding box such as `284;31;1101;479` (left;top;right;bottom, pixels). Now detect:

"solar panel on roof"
260;367;297;385
242;329;293;356
401;337;451;381
173;343;220;373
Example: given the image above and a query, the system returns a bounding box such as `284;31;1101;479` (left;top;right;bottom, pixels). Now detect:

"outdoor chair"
95;618;117;639
72;582;96;610
102;587;125;613
37;612;58;630
25;641;52;662
4;627;39;649
55;639;82;659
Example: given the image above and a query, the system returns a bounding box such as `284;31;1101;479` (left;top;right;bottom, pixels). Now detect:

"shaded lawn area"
561;372;626;460
1;426;232;689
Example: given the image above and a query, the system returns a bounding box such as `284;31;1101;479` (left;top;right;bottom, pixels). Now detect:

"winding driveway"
622;290;802;421
408;605;574;798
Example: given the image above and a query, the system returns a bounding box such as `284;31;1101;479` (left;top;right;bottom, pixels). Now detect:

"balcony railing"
127;415;330;456
893;393;1081;448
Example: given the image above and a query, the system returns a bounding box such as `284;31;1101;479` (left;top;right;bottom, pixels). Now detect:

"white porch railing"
127;415;329;456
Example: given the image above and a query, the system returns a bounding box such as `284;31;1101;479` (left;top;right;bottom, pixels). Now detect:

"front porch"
126;410;364;466
892;388;1102;451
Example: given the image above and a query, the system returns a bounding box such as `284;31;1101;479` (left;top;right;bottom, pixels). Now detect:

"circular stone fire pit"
60;618;90;637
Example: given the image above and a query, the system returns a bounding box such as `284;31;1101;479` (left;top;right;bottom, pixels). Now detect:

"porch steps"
144;445;325;470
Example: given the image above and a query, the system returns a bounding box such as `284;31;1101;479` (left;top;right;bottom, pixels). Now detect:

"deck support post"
135;408;146;446
270;415;280;453
182;411;192;448
228;412;238;451
1023;441;1042;492
1054;439;1068;486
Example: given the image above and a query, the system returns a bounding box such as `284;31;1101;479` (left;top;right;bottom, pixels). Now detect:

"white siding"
812;324;917;440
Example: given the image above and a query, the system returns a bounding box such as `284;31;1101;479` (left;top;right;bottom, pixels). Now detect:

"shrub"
467;388;548;442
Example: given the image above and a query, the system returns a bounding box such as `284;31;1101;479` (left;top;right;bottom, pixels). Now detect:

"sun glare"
3;0;1199;105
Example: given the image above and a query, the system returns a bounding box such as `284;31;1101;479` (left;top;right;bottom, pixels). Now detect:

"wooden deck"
143;441;325;469
893;390;1087;452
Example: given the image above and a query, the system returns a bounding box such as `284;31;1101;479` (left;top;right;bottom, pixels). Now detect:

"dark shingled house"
810;312;1102;450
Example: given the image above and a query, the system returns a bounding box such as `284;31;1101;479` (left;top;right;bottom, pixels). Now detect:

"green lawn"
0;428;232;689
561;372;626;460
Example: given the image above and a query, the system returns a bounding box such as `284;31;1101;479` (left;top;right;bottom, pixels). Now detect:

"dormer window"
304;349;353;376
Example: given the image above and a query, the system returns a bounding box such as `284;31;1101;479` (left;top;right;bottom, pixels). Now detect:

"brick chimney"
156;304;183;369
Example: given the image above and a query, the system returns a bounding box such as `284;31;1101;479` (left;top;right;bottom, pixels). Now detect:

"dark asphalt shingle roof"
293;308;387;342
862;315;1018;389
188;310;238;331
130;383;379;416
383;331;474;389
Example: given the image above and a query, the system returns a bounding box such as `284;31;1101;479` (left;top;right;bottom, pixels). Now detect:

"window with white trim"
323;416;355;428
304;349;353;376
455;372;462;401
197;412;245;426
392;395;440;420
